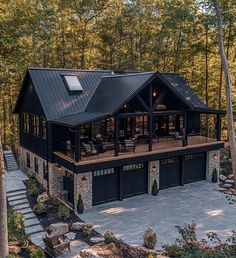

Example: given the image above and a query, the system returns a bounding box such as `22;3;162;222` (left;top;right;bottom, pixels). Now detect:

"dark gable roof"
14;67;219;127
86;72;155;114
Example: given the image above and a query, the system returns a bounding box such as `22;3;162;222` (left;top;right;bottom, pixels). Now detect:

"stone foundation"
206;150;220;182
48;163;64;197
19;147;47;190
74;172;93;210
148;160;160;194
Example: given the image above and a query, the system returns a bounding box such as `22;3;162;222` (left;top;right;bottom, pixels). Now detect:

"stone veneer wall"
148;160;160;194
19;147;47;190
74;172;92;210
206;150;220;182
48;163;64;197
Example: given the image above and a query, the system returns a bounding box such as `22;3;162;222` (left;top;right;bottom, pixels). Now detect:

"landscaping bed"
24;178;101;246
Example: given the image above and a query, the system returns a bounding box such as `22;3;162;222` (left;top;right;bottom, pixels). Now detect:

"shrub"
8;207;29;245
33;203;47;215
30;248;46;258
152;180;158;196
212;168;218;183
57;204;70;220
25;178;43;197
104;231;123;248
77;194;84;214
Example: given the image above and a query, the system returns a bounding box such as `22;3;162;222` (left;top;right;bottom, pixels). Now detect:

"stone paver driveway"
81;181;236;248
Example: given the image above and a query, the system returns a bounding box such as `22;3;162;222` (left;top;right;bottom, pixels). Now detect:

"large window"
32;115;40;136
41;116;47;139
23;113;30;133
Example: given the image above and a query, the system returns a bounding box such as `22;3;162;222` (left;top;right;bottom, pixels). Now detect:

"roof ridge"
102;71;155;79
28;67;113;72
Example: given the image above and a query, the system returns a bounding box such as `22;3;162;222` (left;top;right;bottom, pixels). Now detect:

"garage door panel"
160;157;181;189
183;153;205;184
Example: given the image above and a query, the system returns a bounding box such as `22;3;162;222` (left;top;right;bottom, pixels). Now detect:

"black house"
14;68;224;210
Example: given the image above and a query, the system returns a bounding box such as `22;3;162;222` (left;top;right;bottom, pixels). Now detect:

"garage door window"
161;157;179;165
184;153;204;160
123;163;144;171
93;168;115;177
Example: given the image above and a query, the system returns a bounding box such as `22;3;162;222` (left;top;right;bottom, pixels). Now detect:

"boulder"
48;222;69;236
65;232;76;240
71;222;93;236
104;231;116;239
225;179;235;185
143;228;157;249
219;175;227;182
9;245;21;255
37;191;50;203
80;243;122;258
222;183;233;189
228;174;234;180
90;237;105;244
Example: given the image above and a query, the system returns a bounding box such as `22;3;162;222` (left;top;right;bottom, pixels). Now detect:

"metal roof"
14;68;218;127
27;68;113;120
51;111;108;127
86;72;155;114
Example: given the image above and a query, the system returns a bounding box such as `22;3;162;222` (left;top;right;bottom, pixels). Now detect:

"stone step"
15;203;30;210
30;232;46;248
8;194;27;202
24;218;41;228
20;207;33;215
9;198;28;206
23;213;37;220
7;189;26;197
25;224;45;235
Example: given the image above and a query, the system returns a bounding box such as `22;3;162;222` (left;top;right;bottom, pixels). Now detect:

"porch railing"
55;139;75;160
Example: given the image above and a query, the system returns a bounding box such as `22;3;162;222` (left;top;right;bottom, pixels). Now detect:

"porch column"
75;126;80;162
183;112;188;146
115;116;119;156
149;84;153;151
216;113;221;141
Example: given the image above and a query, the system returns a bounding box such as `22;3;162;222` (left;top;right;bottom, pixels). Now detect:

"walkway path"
4;151;46;248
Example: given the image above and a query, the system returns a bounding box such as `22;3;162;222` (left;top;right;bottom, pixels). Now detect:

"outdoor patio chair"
82;143;98;156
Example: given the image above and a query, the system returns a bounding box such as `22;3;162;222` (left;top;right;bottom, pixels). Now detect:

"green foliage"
77;193;84;214
33;202;47;215
104;232;123;248
30;248;46;258
25;178;43;197
8;207;29;245
164;223;236;258
152;179;158;196
212;168;218;183
57;204;70;220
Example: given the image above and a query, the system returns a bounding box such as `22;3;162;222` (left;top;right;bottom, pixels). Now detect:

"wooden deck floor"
54;136;221;166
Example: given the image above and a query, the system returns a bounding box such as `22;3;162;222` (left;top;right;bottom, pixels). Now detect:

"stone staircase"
3;150;19;171
5;151;46;248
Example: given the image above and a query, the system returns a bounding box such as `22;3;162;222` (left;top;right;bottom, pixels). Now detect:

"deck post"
149;84;153;151
75;126;80;162
183;112;188;146
115;115;119;156
216;113;221;141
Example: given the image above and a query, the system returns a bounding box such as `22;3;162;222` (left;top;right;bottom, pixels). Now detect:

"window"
23;113;30;133
64;76;83;92
26;153;30;168
41;116;47;139
34;157;38;173
43;161;48;180
123;163;144;171
32;115;40;136
93;168;115;177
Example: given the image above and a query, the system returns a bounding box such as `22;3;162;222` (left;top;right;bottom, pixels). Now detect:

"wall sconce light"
213;153;218;160
152;165;158;172
124;104;127;109
82;176;87;181
57;165;63;172
153;89;157;97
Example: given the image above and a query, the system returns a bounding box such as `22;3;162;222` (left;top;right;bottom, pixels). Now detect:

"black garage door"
183;153;206;184
93;168;118;205
160;157;181;189
123;162;147;198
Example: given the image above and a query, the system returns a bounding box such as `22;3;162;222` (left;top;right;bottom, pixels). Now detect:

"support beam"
137;94;150;111
75;126;80;162
216;114;221;141
183;112;188;146
115;116;119;156
149;84;153;151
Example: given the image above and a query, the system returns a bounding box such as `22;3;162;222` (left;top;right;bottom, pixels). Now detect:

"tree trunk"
212;0;236;186
0;135;8;257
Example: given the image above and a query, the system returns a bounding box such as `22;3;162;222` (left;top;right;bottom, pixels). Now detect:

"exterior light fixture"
213;153;218;160
152;165;158;172
124;104;127;109
153;89;157;97
82;176;87;181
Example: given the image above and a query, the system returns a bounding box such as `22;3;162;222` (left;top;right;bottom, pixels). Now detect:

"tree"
212;0;236;186
0;135;8;257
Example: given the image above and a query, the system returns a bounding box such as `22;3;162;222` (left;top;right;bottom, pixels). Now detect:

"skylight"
64;76;83;92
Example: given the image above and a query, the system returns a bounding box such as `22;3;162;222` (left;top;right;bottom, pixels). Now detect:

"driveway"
80;181;236;248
